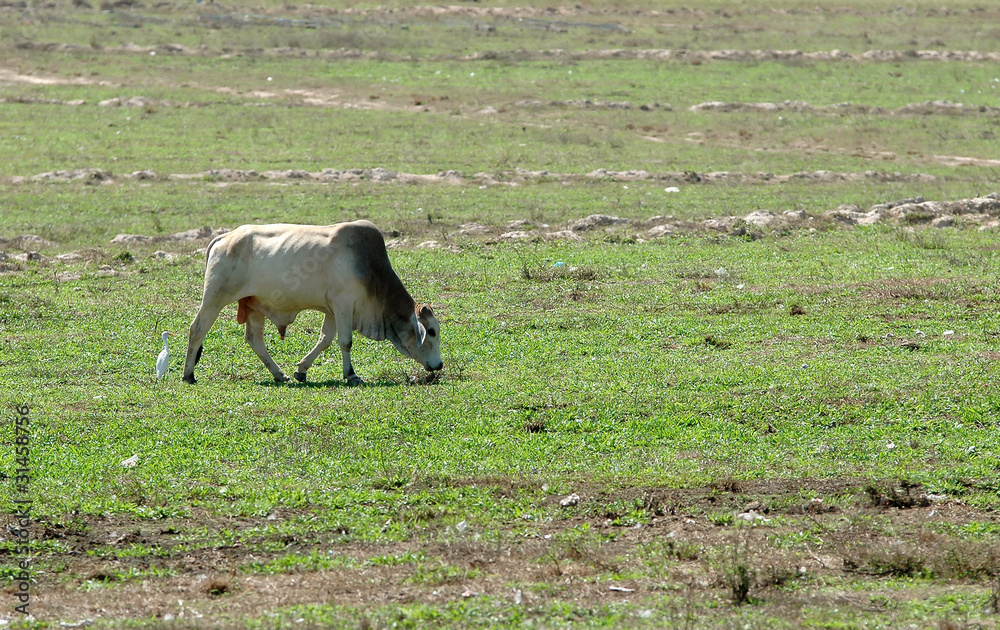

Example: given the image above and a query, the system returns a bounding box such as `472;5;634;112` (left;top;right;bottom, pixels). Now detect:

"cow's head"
403;304;443;373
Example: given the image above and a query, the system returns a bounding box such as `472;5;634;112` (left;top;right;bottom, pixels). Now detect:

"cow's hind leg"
293;313;337;382
183;302;225;384
244;309;289;382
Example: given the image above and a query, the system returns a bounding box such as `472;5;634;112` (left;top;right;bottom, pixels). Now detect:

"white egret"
156;332;176;379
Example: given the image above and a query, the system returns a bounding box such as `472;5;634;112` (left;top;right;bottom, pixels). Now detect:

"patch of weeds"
842;536;999;580
895;226;949;249
206;579;231;598
602;233;637;245
707;511;736;527
647;538;701;563
524;262;602;283
703;335;731;350
404;562;481;586
246;551;359;575
77;566;178;590
708;479;746;495
863;548;932;578
524;418;547;433
85;569;116;583
718;534;757;605
600;500;649;528
936;544;1000;579
758;563;801;590
368;550;425;567
540;524;618;576
864;481;931;509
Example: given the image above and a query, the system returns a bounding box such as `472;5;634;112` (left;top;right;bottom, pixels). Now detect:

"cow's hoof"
182;374;196;384
274;374;290;383
346;375;364;386
293;371;307;383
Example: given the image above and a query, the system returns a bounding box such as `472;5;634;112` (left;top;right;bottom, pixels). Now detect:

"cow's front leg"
244;310;288;382
294;313;337;382
335;310;363;386
183;302;225;384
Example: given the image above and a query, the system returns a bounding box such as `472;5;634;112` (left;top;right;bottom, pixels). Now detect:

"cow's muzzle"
427;361;444;372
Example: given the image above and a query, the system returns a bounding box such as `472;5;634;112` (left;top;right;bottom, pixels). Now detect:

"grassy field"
2;0;1000;628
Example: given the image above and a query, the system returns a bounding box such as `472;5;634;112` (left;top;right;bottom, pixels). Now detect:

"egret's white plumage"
157;331;176;379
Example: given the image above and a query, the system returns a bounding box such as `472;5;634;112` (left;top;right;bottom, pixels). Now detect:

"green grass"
5;229;1000;513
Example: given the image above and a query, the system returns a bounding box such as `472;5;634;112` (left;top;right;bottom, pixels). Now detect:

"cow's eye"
426;329;437;338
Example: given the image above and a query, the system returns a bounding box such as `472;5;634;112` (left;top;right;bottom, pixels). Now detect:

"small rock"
743;210;775;227
545;230;582;241
736;510;769;523
169;226;218;241
568;214;630;232
368;167;397;182
111;234;152;245
498;231;535;241
455;222;489;236
559;493;580;507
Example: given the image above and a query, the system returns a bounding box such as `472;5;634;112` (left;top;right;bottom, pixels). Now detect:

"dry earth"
2;479;997;626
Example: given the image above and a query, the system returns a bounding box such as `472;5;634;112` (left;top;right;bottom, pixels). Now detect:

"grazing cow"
182;221;442;385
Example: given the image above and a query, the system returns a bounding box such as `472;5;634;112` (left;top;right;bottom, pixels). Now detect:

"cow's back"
203;221;408;313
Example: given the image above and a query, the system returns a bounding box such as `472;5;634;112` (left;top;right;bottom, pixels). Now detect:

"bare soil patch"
9;478;997;626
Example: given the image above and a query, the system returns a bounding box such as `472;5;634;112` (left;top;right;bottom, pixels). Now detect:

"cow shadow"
258;378;400;389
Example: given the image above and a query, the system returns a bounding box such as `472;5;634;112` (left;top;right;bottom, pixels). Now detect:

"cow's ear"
411;312;427;346
419;304;434;318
